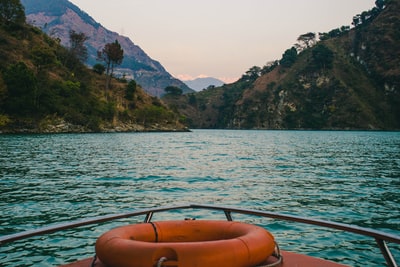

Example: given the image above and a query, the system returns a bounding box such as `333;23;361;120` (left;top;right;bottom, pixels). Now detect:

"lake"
0;130;399;266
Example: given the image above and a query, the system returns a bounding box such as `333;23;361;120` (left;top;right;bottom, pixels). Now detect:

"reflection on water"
0;130;399;266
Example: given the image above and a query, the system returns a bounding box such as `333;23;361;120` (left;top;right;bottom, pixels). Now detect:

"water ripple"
0;130;399;266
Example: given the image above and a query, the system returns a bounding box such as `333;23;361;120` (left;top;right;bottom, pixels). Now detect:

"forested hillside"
0;0;188;133
21;0;193;97
164;0;399;130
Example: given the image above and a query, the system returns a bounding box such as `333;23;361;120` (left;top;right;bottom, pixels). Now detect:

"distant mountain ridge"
183;77;225;91
20;0;193;97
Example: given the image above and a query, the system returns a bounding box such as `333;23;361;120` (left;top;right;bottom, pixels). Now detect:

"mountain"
163;0;400;130
20;0;193;97
183;77;225;91
0;4;188;133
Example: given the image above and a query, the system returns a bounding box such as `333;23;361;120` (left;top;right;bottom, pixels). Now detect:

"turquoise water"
0;130;399;266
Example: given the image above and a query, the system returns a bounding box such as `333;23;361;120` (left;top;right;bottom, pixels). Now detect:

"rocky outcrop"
0;116;189;134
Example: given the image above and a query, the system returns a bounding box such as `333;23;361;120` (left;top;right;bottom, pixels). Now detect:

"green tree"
68;30;89;63
125;80;137;100
135;106;174;125
312;44;334;70
280;47;298;68
0;0;25;26
3;62;38;115
62;31;88;70
0;73;6;108
296;32;316;52
188;93;197;105
241;66;262;81
98;40;124;90
31;45;56;72
261;61;278;75
375;0;385;10
93;63;105;75
352;15;361;27
165;86;183;96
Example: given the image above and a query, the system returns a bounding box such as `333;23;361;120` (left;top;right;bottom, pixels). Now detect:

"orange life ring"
95;220;276;267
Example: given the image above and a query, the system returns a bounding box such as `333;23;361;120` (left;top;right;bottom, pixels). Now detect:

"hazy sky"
69;0;376;83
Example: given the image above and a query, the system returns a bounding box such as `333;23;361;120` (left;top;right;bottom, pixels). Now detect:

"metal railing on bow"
1;204;399;267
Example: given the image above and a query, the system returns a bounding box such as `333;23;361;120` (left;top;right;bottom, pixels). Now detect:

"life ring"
95;220;276;267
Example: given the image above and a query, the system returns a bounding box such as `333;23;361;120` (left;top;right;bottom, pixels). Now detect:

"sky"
69;0;376;83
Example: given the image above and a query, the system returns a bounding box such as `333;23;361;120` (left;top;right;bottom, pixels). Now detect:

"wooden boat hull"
60;250;349;267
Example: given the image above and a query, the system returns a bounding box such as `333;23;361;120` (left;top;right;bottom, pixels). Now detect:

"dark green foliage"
240;66;262;82
296;32;316;51
125;80;136;100
134;106;175;125
92;63;105;75
31;45;57;71
151;97;163;107
320;26;351;40
98;40;124;89
68;30;88;63
280;47;298;68
217;80;251;127
48;79;115;128
188;94;197;105
58;31;89;72
165;86;182;96
375;0;385;10
0;28;115;130
261;61;278;75
0;0;25;26
311;44;334;70
352;0;387;27
2;62;37;115
0;73;6;104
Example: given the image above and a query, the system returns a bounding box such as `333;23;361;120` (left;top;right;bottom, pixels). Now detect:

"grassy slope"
0;23;187;133
164;0;399;130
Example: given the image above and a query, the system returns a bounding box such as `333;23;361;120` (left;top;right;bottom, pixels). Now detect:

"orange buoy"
95;220;276;267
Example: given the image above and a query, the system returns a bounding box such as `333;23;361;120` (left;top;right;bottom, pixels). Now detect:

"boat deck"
60;250;349;267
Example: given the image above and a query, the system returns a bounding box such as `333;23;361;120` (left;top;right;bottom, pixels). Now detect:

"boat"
1;204;399;267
